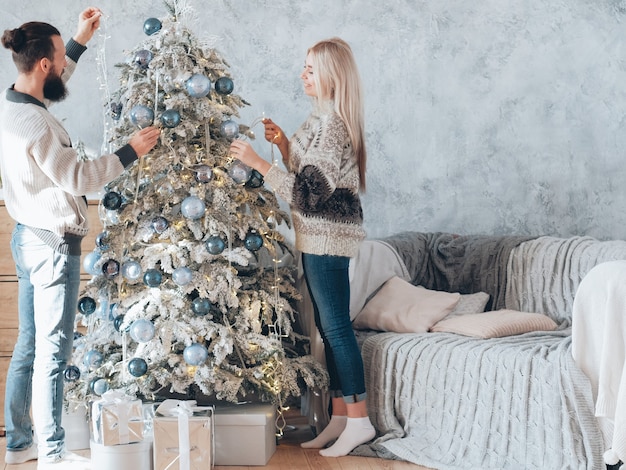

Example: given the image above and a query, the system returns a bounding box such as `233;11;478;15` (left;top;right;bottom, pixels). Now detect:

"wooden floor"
0;410;432;470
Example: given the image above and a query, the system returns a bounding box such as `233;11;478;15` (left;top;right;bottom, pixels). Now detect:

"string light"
95;12;113;155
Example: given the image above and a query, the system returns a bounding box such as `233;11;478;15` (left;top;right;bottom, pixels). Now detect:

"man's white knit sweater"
0;39;138;254
264;103;365;258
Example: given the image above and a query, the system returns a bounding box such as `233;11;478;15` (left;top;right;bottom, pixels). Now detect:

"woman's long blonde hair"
308;37;367;191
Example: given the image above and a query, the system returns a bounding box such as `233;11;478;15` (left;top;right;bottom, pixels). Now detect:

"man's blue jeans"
5;224;80;460
302;253;366;403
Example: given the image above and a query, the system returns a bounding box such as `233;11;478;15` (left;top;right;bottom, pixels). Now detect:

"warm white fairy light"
95;12;113;155
154;70;160;119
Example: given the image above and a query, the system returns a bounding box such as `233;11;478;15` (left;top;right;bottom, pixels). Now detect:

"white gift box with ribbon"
152;399;214;470
92;389;144;446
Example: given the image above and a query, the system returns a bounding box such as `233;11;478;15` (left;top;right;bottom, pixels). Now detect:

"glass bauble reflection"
129;319;155;343
181;196;206;220
143;17;162;36
128;357;148;377
183;343;208;366
172;266;193;286
185;74;211;98
215;76;234;95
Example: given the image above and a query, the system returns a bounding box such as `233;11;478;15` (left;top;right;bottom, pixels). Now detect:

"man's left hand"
73;7;102;46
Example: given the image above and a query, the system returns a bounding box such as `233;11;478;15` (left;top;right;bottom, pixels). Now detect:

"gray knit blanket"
506;235;626;327
349;232;626;469
382;231;535;311
359;331;602;469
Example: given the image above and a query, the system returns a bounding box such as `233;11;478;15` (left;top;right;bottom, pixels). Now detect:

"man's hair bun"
1;28;26;53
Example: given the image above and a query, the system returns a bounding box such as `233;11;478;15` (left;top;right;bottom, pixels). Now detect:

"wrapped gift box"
214;402;276;466
92;390;144;446
91;439;153;470
153;400;213;470
63;406;90;450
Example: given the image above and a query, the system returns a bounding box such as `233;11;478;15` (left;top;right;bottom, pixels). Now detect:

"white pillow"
352;276;461;333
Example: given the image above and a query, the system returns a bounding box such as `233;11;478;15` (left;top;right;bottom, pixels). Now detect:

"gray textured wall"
2;0;626;240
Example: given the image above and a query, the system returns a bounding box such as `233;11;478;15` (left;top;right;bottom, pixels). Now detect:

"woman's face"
300;52;317;98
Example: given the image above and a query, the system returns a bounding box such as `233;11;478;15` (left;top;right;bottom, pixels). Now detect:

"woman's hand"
229;140;271;176
262;118;289;162
263;118;285;145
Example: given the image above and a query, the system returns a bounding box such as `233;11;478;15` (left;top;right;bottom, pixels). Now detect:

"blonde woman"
230;37;374;457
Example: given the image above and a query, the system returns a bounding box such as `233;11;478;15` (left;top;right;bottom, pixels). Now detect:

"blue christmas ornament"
151;216;169;234
102;191;123;210
122;260;142;281
110;102;122;120
128;357;148;377
245;169;264;188
102;259;120;279
143;17;162;36
220;119;239;139
228;160;252;184
185;74;211;98
95;231;109;251
83;250;101;276
108;303;119;321
244;231;263;251
130;104;154;128
91;378;109;396
205;235;226;255
215;76;234;95
84;349;104;370
78;296;97;316
129;319;155;343
143;268;162;287
194;165;213;183
64;365;80;382
172;266;193;286
133;49;153;69
181;196;206;220
161;109;181;128
113;314;126;332
183;343;208;366
191;297;211;316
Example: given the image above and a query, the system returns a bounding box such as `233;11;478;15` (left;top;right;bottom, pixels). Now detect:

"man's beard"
43;68;68;102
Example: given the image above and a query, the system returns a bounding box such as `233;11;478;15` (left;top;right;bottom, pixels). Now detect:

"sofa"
298;231;626;470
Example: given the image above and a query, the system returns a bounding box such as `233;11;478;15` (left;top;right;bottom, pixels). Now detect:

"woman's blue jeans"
5;224;80;460
302;253;366;403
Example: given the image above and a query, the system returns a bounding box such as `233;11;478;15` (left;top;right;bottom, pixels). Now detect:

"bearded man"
0;7;160;469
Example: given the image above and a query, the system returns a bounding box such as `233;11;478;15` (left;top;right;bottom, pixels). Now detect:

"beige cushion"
353;276;461;333
430;309;558;338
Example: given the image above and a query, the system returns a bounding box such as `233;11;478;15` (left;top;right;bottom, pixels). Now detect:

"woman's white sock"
300;415;347;449
319;416;375;457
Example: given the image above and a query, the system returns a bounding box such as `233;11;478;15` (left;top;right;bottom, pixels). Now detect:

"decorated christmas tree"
64;0;327;412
